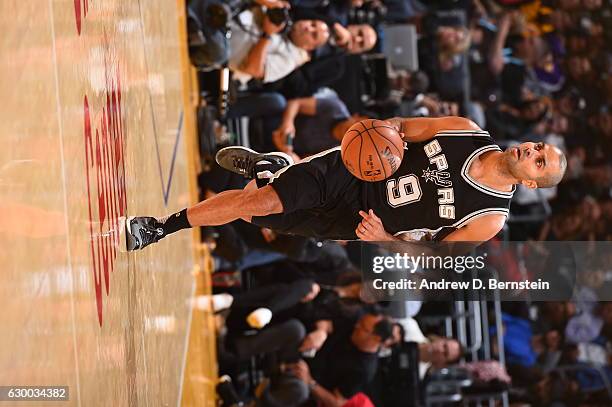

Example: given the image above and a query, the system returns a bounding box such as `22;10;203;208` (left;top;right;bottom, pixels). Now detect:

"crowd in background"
186;0;611;405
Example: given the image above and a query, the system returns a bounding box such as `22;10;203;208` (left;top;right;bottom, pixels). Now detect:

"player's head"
290;20;330;51
503;142;567;189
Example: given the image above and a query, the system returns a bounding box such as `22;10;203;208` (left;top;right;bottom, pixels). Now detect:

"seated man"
290;313;394;405
259;25;378;100
328;23;377;55
271;88;368;157
188;0;330;83
125;116;567;250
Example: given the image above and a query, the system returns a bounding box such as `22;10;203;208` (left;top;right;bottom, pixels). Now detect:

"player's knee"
259;186;284;214
243;185;283;216
244;179;258;193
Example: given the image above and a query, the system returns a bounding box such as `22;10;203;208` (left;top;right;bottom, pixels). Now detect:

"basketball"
341;119;404;182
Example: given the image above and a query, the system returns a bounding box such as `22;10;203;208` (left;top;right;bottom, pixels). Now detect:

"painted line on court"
48;0;82;405
163;112;183;205
177;278;197;407
137;0;182;206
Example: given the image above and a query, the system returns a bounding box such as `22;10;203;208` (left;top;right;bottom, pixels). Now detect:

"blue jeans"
227;93;287;120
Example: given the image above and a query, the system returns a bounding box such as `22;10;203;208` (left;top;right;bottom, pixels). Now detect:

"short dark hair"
536;150;567;188
427;335;464;364
373;318;394;342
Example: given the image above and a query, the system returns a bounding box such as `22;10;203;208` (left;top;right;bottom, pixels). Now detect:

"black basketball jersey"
362;130;515;240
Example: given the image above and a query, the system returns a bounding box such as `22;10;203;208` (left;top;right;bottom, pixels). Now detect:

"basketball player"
125;116;566;251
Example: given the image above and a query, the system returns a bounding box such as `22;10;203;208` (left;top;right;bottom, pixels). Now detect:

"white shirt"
228;9;309;84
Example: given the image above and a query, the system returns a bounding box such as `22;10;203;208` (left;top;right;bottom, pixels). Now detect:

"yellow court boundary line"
176;1;218;405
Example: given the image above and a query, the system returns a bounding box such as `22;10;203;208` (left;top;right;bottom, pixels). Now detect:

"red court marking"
83;60;126;326
73;0;90;35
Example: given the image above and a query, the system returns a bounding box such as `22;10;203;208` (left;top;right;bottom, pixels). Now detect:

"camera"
203;1;289;30
266;7;290;26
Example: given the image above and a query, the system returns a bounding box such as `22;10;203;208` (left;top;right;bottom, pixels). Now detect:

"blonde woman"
417;23;471;99
436;26;471;71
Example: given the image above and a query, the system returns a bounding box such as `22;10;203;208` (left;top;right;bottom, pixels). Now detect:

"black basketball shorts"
251;147;362;240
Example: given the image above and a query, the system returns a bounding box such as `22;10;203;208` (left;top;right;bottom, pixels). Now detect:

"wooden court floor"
0;0;216;405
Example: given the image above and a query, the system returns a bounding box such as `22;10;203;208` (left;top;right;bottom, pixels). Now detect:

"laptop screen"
382;24;419;71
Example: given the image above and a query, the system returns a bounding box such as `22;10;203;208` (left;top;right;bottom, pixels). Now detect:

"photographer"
230;8;330;83
188;0;330;83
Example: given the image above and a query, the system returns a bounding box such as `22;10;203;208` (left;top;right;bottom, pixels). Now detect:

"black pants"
252;148;362;240
231;319;305;362
199;160;325;261
257;373;309;407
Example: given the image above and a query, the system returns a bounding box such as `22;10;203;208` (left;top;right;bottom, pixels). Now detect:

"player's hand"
299;329;327;352
356;209;393;241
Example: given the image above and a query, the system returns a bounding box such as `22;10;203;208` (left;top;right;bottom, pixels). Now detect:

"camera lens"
266;7;289;26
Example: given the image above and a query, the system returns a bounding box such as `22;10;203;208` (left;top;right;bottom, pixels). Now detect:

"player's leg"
239;179;258;223
187;182;280;226
125;183;282;251
125;148;293;251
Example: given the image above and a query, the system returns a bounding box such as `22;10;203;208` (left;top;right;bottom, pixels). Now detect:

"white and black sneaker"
125;216;166;251
215;146;293;179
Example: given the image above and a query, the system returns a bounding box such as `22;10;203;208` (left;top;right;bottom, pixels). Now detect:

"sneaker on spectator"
246;307;273;329
191;293;234;312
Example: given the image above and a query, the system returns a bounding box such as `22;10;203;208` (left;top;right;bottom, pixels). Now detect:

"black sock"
161;208;191;235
